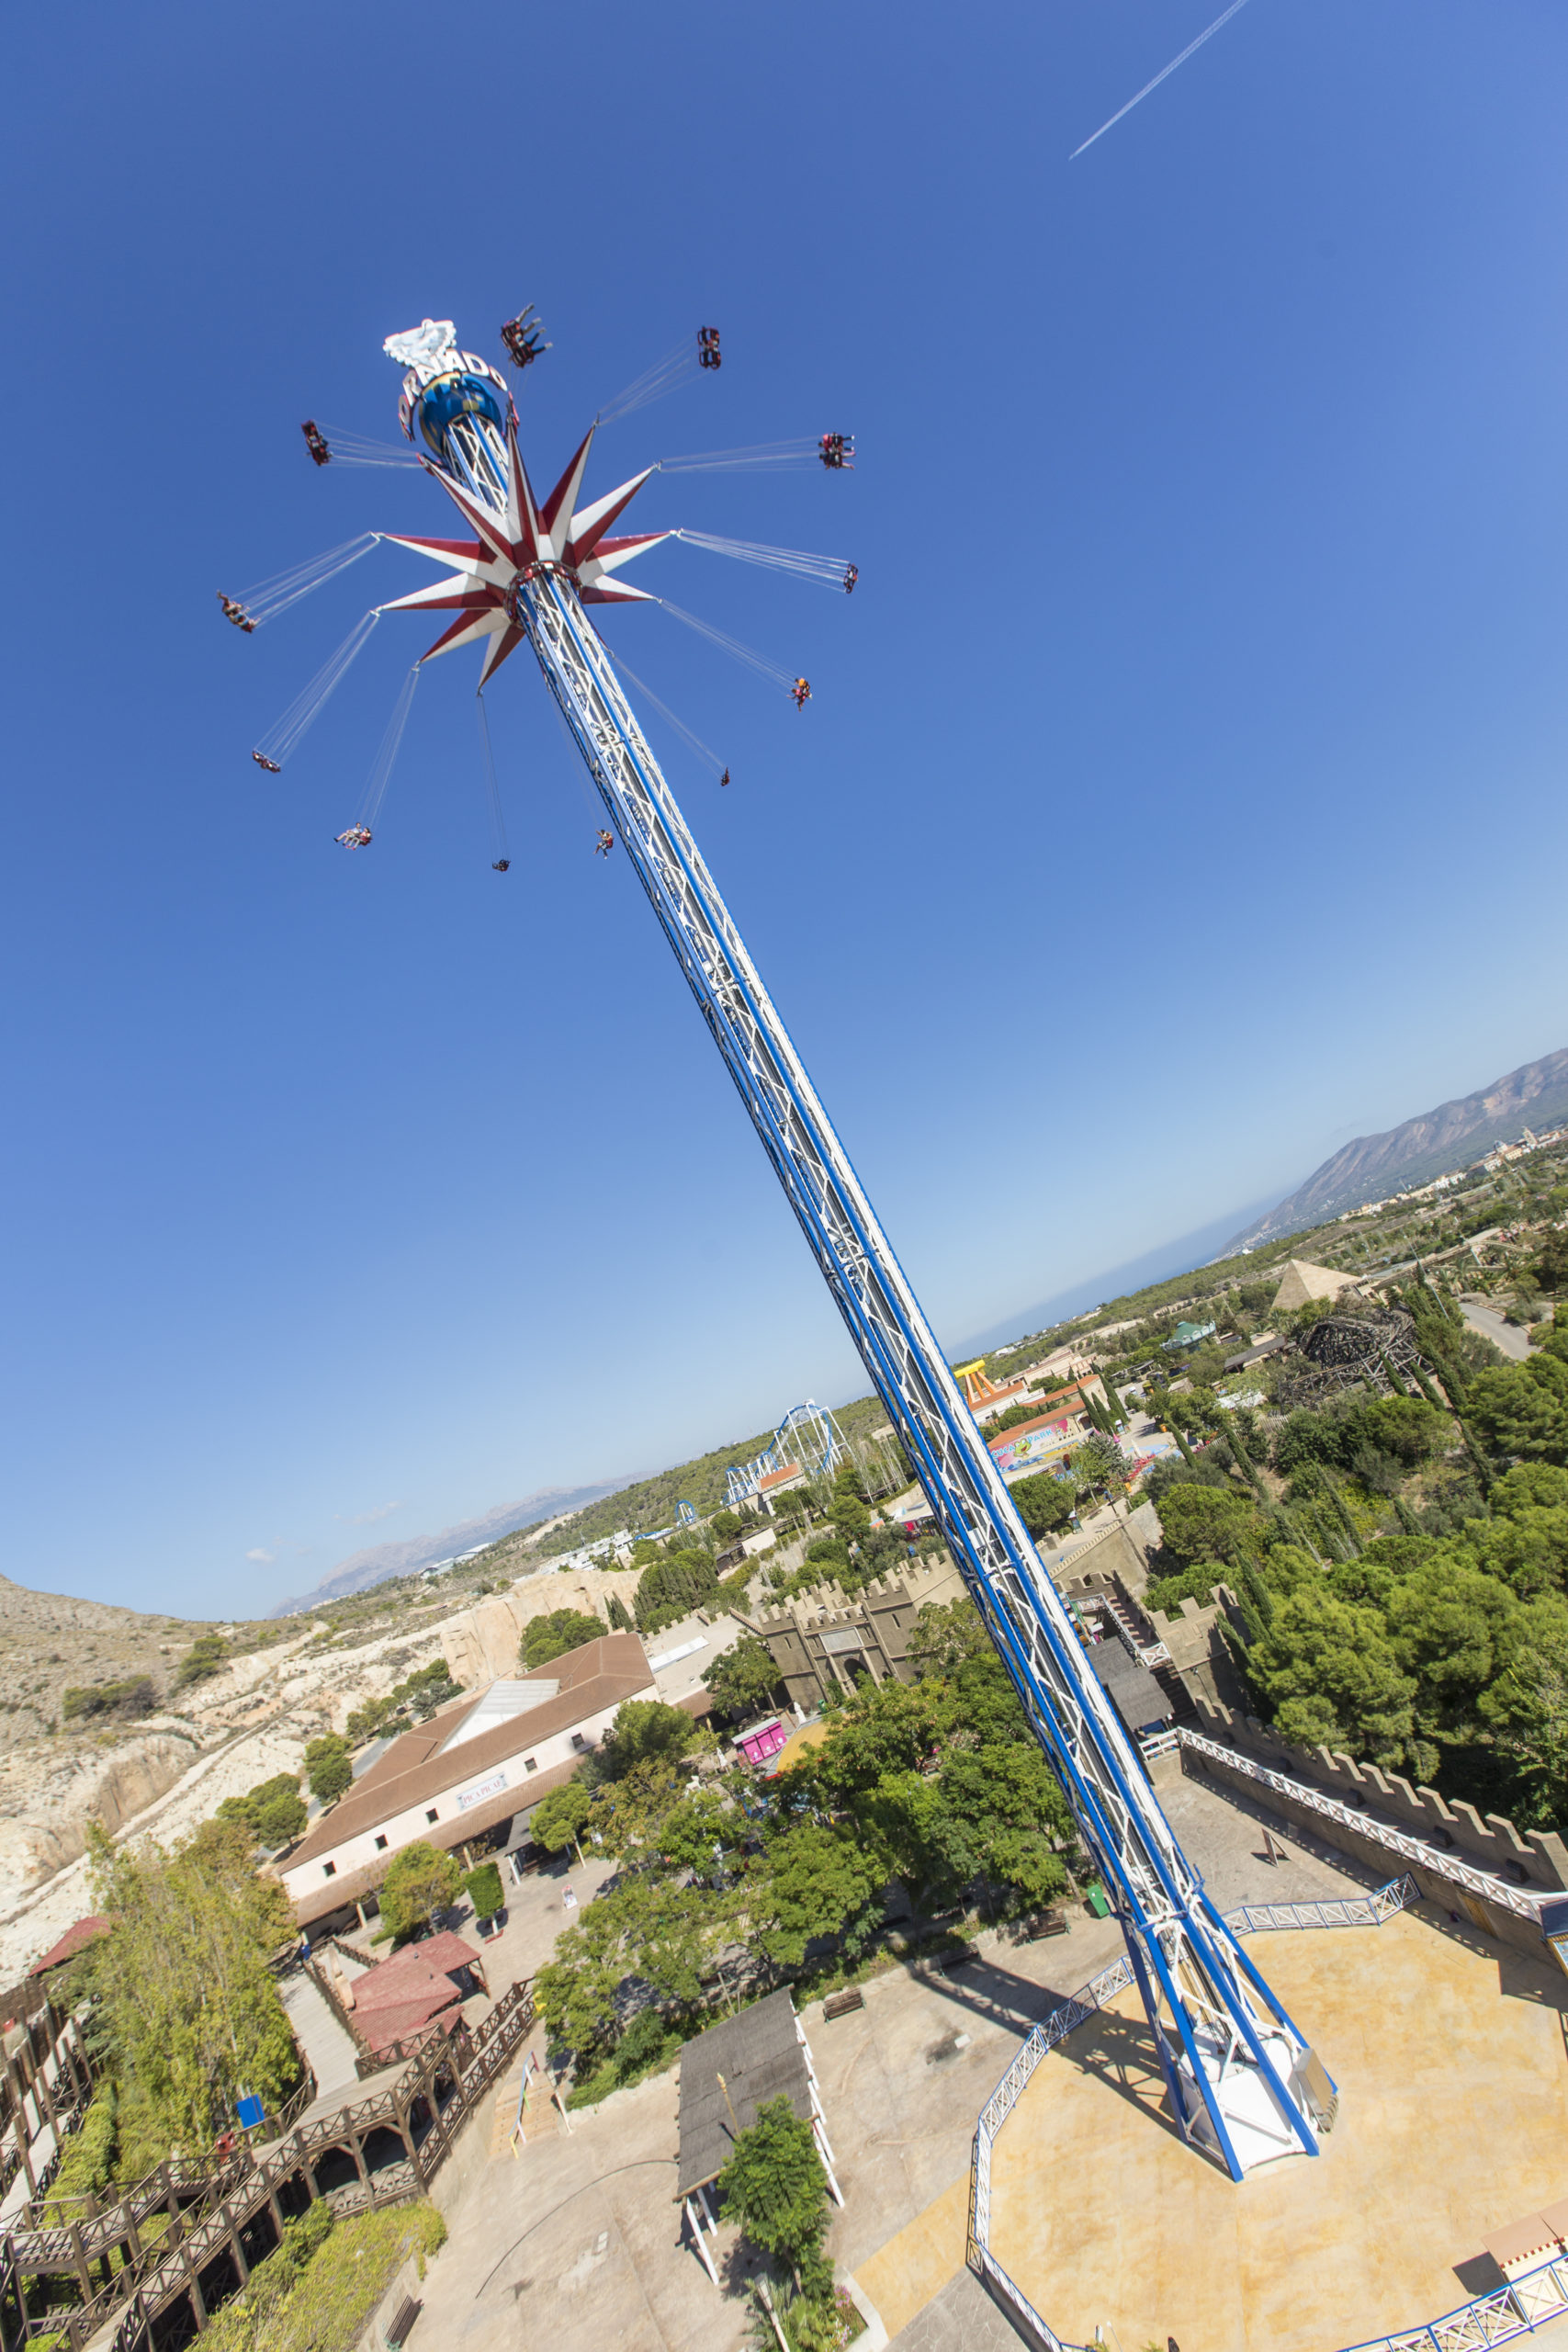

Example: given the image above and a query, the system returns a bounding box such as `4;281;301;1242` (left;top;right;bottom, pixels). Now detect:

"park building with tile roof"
282;1630;657;1933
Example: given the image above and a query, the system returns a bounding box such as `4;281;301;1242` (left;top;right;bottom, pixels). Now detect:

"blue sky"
5;2;1567;1618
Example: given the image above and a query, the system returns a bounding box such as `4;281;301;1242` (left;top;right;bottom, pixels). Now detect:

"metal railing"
1338;2247;1568;2350
1227;1876;1420;1937
1178;1729;1546;1921
967;1874;1425;2349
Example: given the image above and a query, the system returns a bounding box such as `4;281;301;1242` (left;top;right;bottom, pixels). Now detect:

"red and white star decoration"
380;417;667;684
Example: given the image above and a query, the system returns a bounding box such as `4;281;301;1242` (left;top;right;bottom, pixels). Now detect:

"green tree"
755;1821;885;1967
1156;1484;1260;1568
1465;1320;1568;1464
1383;1555;1519;1742
378;1841;462;1939
717;2093;832;2293
606;1591;635;1633
83;1820;300;2177
462;1860;504;1922
254;1789;308;1848
596;1696;699;1780
531;1776;592;1864
1071;1431;1128;1503
1010;1471;1076;1541
1246;1588;1416;1767
1479;1597;1568;1826
705;1635;785;1724
304;1735;353;1808
536;1874;739;2062
712;1509;745;1543
523;1608;604;1668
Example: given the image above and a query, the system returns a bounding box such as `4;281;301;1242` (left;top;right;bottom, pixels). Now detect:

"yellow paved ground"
776;1721;832;1770
987;1912;1568;2352
857;2174;971;2338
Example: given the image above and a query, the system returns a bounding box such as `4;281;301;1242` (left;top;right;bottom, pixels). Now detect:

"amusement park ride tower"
321;317;1337;2181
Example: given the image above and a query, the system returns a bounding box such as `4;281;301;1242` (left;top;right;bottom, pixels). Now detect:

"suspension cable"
653;599;800;695
597;340;701;426
231;535;383;628
657;440;821;475
476;691;512;869
670;529;856;593
607;644;728;781
253;610;380;769
353;662;423;833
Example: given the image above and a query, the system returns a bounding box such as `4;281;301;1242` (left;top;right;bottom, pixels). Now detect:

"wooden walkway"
0;1978;536;2352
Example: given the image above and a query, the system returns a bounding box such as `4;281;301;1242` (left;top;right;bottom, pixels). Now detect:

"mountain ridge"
1224;1046;1568;1252
265;1479;635;1616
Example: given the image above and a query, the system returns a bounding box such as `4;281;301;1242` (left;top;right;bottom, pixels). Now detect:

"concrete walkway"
1460;1295;1532;1361
279;1967;360;2103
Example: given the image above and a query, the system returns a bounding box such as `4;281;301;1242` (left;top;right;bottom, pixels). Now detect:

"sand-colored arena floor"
984;1908;1568;2352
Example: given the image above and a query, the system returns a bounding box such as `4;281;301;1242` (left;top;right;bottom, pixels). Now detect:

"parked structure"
675;1990;840;2284
283;1633;656;1934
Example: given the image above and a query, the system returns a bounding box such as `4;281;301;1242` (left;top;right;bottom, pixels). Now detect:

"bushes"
1156;1484;1260;1567
522;1609;604;1668
1144;1562;1221;1615
217;1771;305;1845
175;1634;230;1688
378;1841;462;1939
61;1678;155;1725
463;1860;504;1922
201;2199;445;2352
44;2085;118;2210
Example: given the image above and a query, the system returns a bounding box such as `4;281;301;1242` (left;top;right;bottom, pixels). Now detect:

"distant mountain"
1225;1047;1568;1253
266;1481;634;1616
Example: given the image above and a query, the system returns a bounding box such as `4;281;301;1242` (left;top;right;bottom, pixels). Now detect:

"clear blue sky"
5;2;1567;1617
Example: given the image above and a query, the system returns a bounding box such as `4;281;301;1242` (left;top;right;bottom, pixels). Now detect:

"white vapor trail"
1070;0;1255;159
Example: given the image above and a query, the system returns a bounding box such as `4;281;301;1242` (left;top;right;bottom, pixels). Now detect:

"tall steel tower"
371;318;1333;2179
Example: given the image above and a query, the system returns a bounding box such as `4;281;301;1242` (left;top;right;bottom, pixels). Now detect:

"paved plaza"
399;1764;1536;2352
987;1905;1568;2352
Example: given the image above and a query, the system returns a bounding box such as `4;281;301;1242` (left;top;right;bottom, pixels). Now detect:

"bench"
823;1987;864;2019
1026;1910;1068;1941
382;2297;421;2349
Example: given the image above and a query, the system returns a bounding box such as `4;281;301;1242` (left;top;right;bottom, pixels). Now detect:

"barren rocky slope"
0;1553;661;1984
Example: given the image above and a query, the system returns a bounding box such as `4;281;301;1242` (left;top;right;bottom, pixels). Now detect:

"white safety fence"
966;1878;1427;2352
1178;1728;1546;1923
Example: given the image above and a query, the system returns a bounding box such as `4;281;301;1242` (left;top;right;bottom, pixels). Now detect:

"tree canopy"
82;1820;300;2178
378;1840;462;1939
522;1608;604;1668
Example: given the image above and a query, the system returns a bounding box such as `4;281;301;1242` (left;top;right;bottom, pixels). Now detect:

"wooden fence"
0;1979;536;2351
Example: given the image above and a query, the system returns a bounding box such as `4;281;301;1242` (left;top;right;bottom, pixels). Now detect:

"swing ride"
220;306;1332;2187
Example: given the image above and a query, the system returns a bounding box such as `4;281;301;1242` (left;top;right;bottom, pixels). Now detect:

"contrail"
1070;0;1255;159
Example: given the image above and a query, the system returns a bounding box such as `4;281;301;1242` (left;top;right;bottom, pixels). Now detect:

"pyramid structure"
1270;1259;1359;1315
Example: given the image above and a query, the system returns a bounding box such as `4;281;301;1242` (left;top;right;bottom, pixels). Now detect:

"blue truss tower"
369;321;1334;2179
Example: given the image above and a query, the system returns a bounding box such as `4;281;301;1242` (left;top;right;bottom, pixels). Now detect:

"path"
1460;1295;1532;1361
278;1966;360;2103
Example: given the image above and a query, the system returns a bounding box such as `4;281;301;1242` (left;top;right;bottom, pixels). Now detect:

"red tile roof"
32;1917;108;1974
346;1929;484;2054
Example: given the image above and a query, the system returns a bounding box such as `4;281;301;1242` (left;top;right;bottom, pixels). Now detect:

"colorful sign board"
988;1417;1077;1479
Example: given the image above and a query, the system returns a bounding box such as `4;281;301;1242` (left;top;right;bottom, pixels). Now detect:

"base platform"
987;1907;1568;2351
